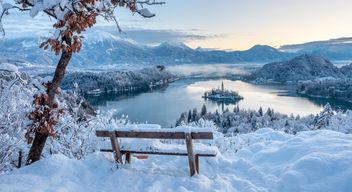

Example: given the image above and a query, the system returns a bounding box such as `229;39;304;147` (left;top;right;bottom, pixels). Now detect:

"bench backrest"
96;130;213;140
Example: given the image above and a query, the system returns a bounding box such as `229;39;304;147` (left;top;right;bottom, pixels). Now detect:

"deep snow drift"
0;128;351;192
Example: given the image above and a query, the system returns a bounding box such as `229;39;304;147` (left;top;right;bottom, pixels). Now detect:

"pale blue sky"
115;0;352;50
2;0;352;50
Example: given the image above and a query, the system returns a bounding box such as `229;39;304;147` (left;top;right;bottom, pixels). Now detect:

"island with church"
202;82;244;102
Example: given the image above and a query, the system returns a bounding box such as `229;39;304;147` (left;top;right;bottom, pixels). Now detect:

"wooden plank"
109;132;123;163
96;130;213;140
185;133;196;176
195;154;199;174
100;149;216;157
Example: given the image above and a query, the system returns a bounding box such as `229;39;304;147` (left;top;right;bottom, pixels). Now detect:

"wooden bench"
96;128;217;176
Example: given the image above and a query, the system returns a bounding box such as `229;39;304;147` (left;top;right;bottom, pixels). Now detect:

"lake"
86;79;352;127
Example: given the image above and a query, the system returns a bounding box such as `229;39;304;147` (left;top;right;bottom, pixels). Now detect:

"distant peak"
248;45;278;52
157;42;191;49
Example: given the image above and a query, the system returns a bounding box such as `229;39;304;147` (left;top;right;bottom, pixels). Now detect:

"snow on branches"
0;0;164;54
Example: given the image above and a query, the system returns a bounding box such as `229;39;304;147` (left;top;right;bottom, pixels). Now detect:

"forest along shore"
60;67;178;96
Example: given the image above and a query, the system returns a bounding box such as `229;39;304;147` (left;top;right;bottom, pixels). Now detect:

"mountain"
280;37;352;61
251;54;345;83
0;32;293;68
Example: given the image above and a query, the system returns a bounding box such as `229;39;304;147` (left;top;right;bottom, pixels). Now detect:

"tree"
266;107;273;120
284;120;290;127
315;103;333;129
201;104;207;116
224;107;229;113
233;105;239;113
258;107;263;116
187;109;192;123
0;0;164;164
192;108;198;122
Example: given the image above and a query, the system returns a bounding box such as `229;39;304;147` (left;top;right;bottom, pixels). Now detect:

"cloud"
92;26;213;45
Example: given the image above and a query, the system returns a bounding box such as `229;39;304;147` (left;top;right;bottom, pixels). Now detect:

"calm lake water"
86;79;352;127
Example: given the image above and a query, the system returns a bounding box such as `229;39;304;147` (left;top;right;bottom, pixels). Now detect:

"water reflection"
204;99;241;112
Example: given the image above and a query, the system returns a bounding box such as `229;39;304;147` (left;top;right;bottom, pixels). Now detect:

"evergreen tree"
233;105;240;113
201;104;207;116
187;109;192;123
296;115;301;120
224;107;229;113
285;120;290;127
251;118;257;130
258;107;263;116
192;108;198;122
315;103;333;129
266;107;274;121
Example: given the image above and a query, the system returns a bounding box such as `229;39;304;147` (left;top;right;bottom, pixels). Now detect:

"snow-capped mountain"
0;32;293;67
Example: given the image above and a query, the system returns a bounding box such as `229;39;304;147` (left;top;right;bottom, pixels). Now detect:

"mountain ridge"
0;34;292;67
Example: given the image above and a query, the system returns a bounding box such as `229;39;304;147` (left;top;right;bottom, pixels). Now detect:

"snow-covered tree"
0;0;164;164
315;103;334;129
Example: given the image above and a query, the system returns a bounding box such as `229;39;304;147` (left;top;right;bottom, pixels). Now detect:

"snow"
1;128;351;192
29;1;44;18
137;8;155;18
0;63;18;73
1;3;13;11
116;139;218;155
114;125;213;133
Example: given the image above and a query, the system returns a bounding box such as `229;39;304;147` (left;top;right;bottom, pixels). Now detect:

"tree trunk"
26;50;72;165
47;50;73;108
25;132;48;165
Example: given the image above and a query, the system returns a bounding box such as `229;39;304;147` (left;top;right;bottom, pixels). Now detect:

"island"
202;82;243;102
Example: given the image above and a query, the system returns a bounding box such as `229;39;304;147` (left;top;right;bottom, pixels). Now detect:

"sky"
2;0;352;50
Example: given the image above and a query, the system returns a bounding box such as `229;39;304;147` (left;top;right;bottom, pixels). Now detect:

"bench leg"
185;133;196;176
125;152;131;164
195;155;199;174
109;132;123;164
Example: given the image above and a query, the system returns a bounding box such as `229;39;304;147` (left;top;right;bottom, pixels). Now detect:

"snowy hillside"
250;55;345;84
0;128;351;192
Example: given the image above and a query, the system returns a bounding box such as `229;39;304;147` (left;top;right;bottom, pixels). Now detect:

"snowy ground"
0;128;351;192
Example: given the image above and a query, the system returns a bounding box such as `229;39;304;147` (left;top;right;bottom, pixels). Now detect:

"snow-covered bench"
96;127;217;176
